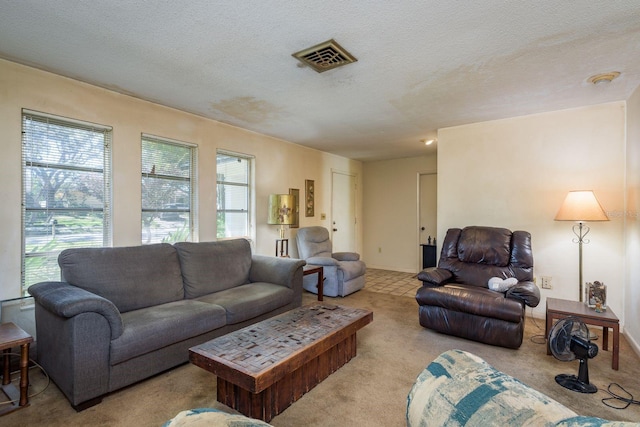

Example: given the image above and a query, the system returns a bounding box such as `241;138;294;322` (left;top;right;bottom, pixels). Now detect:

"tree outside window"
22;111;112;294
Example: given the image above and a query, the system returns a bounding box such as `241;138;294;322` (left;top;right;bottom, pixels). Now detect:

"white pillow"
488;277;518;292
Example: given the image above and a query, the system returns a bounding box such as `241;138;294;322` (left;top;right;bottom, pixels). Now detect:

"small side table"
303;266;324;301
275;239;289;257
0;322;33;415
546;297;619;370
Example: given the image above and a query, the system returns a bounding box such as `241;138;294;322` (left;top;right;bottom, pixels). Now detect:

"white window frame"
141;134;198;244
216;149;255;241
21;109;112;295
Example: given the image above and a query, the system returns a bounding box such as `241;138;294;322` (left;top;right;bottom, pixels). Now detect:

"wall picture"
305;179;314;217
289;188;299;228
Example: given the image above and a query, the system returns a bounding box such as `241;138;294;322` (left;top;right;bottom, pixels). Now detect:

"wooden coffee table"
546;297;619;370
189;303;373;422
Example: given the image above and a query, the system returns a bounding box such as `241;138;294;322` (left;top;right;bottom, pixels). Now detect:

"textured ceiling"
1;1;639;161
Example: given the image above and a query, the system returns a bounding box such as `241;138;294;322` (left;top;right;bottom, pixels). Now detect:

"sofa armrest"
332;252;360;261
28;281;124;339
416;267;453;286
250;255;306;290
506;280;540;307
306;256;339;266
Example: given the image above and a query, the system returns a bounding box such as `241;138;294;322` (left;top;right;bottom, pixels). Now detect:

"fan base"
555;374;597;394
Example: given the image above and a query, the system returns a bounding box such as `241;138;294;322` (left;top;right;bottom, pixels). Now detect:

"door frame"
416;170;437;272
331;169;358;252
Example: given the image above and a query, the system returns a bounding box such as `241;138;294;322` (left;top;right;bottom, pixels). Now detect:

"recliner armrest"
28;281;124;339
417;268;453;286
506;281;540;307
306;256;339;266
332;252;360;261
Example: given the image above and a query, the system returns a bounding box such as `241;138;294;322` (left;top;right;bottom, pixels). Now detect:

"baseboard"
366;265;417;274
623;330;640;359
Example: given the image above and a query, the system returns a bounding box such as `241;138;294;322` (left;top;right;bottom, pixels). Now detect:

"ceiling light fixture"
588;72;620;85
422;139;435;146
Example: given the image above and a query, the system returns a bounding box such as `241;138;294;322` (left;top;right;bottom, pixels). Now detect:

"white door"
419;173;437;267
331;171;357;252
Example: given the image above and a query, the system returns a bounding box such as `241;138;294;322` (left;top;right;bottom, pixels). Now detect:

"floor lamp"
554;190;609;303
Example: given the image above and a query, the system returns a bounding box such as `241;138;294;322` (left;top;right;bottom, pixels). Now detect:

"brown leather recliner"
415;226;540;349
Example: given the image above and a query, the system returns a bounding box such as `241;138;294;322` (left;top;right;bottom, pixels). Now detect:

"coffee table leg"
602;327;609;351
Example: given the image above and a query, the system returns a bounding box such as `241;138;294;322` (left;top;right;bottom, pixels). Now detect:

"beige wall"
625;85;640;352
363;155;437;272
438;103;627;324
0;59;363;300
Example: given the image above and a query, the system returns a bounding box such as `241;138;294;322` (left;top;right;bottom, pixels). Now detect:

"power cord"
525;306;638;413
0;353;50;406
528;306;547;345
601;382;640;410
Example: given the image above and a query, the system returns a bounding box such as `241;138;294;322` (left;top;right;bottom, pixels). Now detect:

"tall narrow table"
545;297;619;370
0;323;33;416
190;303;373;422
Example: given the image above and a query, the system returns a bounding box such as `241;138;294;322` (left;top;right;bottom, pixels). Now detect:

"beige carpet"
3;290;640;426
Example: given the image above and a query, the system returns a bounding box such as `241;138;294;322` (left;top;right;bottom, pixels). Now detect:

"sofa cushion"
58;243;184;313
164;408;272;427
196;283;294;325
415;284;524;323
295;226;332;259
111;300;227;365
457;226;511;267
407;350;578;427
175;240;252;298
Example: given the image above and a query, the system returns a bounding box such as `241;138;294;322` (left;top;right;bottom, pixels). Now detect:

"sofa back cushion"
58;243;184;313
457;226;511;266
174;239;252;298
296;226;333;259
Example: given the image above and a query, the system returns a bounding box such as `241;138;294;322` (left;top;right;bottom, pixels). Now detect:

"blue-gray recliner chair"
295;226;366;297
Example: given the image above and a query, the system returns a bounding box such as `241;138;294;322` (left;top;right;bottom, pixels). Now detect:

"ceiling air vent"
292;39;357;73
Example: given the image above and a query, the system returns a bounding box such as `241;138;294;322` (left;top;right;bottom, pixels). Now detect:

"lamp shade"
267;194;295;225
554;190;609;222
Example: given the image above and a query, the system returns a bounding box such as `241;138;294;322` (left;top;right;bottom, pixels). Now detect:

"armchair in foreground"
415;226;540;349
295;226;366;297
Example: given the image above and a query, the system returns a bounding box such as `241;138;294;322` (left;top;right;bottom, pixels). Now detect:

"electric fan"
548;316;599;394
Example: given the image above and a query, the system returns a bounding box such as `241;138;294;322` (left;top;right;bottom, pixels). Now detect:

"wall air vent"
292;39;357;73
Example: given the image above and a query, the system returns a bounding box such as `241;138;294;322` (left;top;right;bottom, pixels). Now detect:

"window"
22;110;112;295
141;134;197;244
216;150;253;239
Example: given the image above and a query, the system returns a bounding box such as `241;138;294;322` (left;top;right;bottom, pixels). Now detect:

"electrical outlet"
541;276;552;289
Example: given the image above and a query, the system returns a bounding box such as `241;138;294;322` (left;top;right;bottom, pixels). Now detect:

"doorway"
331;171;357;252
418;172;437;271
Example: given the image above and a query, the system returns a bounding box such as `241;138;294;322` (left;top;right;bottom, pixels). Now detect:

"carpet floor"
3;289;640;426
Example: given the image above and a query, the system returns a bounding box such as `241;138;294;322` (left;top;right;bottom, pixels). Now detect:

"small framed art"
305;179;315;217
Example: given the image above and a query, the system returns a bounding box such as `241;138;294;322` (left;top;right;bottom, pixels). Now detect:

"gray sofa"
28;239;305;411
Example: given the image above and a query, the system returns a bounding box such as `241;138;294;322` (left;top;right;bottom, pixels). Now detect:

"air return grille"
292;39;357;73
